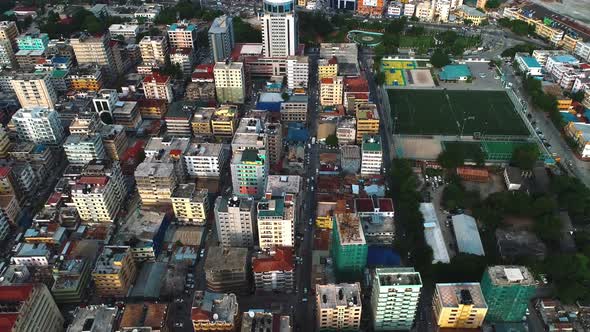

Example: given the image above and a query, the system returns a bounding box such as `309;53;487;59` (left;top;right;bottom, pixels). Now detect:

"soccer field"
388;90;530;137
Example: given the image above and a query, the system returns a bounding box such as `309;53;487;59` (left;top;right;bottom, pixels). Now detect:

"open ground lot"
382;59;432;87
388;89;530;137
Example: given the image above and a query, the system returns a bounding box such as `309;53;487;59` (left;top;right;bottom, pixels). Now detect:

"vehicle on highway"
175;322;184;328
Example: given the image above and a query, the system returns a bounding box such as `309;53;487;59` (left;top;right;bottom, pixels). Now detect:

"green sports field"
388;89;530;137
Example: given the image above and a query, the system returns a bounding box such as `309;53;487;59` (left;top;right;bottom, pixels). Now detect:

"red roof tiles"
0;167;10;178
144;72;170;84
252;247;294;273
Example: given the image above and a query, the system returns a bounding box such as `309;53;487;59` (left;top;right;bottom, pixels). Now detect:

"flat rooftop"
265;175;301;196
67;305;119;332
93;246;131;275
335;213;366;246
135;160;175;178
375;267;422;287
435;283;487;309
192;292;238;324
451;214;485;256
486;265;536;286
172;183;208;202
204;246;248;273
316;283;361;309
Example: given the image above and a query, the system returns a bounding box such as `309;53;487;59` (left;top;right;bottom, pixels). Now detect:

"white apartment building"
280;95;308;122
286;56;309;89
64;134;107;165
388;2;403;17
71;175;122;223
435;1;451;22
257;197;295;250
214;61;246;104
70;33;120;76
11;243;51;266
171;183;209;225
0;21;19;50
320;76;344;106
167;21;198;49
170;48;195;75
214;195;256;248
11;107;64;145
10;72;57;109
259;0;298;57
574;41;590;62
415;1;434;21
316;283;363;331
252;247;295;293
371;268;423;331
403;3;416;17
361;135;383;175
108;24;140;39
134;161;178;206
143;72;173;103
139;35;168;66
0;39;15;69
134;4;162;21
184;142;230;178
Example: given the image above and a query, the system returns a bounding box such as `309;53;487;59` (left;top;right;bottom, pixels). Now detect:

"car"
304;287;308;294
311;186;314;191
174;322;184;328
302;297;308;302
200;249;205;258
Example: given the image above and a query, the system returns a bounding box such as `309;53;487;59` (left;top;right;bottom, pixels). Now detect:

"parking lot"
438;62;503;91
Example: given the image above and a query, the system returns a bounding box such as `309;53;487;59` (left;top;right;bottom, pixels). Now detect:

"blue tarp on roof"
367;246;401;267
561;112;584;123
287;126;309;142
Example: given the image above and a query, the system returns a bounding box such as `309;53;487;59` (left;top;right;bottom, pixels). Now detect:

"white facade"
10;73;57;109
435;0;451;22
257;198;295;250
286;56;309;89
415;1;433;21
574;41;590;62
259;0;298;57
515;55;543;77
214;61;246;104
0;39;15;69
64;134;107;165
108;24;140;39
403;3;416;17
388;2;403;17
11;107;64;145
170;50;195;75
184;143;229;178
139;35;168;66
371;268;422;331
214;195;256;248
361;135;383;175
72;177;122;223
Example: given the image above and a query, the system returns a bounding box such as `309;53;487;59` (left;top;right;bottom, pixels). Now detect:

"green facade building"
481;265;536;322
331;213;368;281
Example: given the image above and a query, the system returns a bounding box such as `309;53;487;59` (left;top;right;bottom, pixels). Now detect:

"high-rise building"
11;107;64;145
92;246;137;298
211;105;239;137
480;266;536;322
82;159;127;203
214;61;246;104
171;183;209;225
320;76;344;106
10;73;57;109
70;33;120;78
184;142;230;178
209;15;235;63
316;283;362;331
0;21;19;50
0;127;10;158
0;284;64;332
319;57;338;79
134;162;178;206
265;122;283;166
260;0;298;57
167;21;198;49
139;35;169;66
286;56;309;89
232;117;267;153
214;195;256;248
71;175;123;223
257;196;295;249
331;213;368;279
371;268;422;331
204;246;249;293
252;247;295;293
433;282;488;329
143;72;173;103
356;103;380;143
361;134;382;175
230;148;268;198
0;39;16;69
63;134;107;165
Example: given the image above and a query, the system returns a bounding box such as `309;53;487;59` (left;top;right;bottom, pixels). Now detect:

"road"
293;49;320;332
500;61;590;187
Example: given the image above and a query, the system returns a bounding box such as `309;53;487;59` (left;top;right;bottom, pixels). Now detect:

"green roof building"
230;148;268;199
481;265;536;322
331;213;368;281
438;64;472;81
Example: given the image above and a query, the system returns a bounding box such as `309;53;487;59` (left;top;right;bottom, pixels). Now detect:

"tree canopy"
430;49;451;68
511;145;540;170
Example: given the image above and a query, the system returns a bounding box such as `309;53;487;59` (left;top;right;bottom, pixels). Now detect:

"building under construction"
331;213;368;281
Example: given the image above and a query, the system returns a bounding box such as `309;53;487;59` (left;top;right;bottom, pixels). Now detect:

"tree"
485;0;500;9
533;215;562;243
437;149;464;169
543;254;590;303
375;71;385;85
570;90;585;103
430;49;451;68
511;20;533;36
281;92;290;101
325;134;338;146
463;19;473;26
233;17;262;43
498;18;512;28
511;145;539;170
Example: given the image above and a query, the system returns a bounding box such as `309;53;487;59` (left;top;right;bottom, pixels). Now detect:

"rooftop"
172;183;208;202
486;265;536;286
458;4;486;17
143;72;170;84
335;213;366;246
115;211;166;244
241;312;291;332
67;305;119;332
435;282;487;308
209;15;232;34
451;214;485;256
191;292;238;324
265;175;301;197
439;64;472;80
119;303;168;330
362;135;382;152
186;142;225;157
216;195;254;213
93;246;131;275
204;246;248;273
14;243;50;257
169;21;197;32
375;267;422;287
135;160;175;178
316;283;361;309
519;55;542;68
252;247;294;273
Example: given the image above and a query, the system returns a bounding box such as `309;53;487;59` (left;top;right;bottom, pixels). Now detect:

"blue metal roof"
521;56;541;68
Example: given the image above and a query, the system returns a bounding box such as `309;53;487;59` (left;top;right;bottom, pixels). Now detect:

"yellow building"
318;57;338;80
316;215;333;229
316;283;362;331
211;105;238;137
355;103;380;143
67;66;103;92
557;98;573;110
92;246;137;298
192;107;215;136
298;0;307;6
565;122;590;159
454;5;487;25
433;282;488;329
171;184;209;225
504;8;564;44
559;34;581;52
320;76;344;106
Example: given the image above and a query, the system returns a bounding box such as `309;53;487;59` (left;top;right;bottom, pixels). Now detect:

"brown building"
119;302;169;332
92;246;138;298
204;246;249;294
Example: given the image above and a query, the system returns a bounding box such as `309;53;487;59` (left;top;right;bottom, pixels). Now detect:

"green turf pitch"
388;90;530;137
